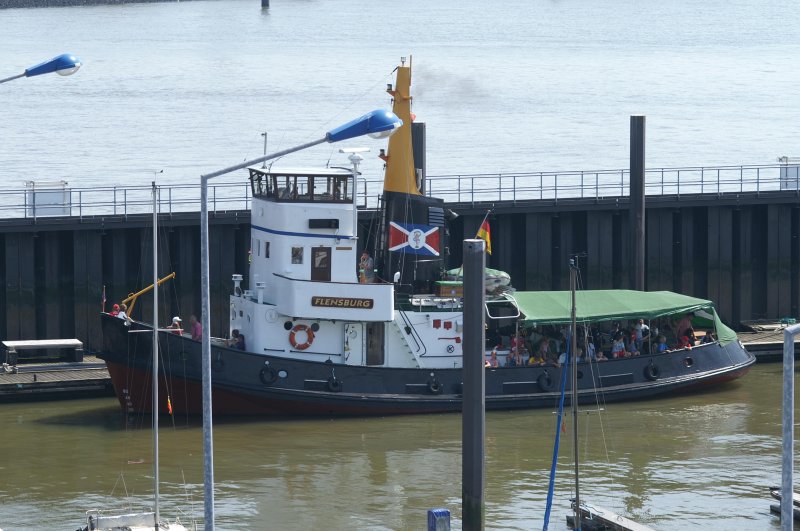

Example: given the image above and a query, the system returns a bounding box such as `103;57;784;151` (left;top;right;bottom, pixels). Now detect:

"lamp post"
199;108;401;529
0;53;82;85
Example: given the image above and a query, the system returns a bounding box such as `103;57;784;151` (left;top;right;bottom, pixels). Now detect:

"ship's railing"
1;163;798;220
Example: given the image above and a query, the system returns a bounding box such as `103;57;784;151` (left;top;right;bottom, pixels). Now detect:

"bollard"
462;239;485;530
427;508;451;531
630;115;646;290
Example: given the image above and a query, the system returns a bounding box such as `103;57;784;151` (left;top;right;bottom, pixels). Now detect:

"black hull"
99;314;755;417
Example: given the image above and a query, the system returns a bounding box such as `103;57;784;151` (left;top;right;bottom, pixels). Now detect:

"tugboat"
99;59;755;417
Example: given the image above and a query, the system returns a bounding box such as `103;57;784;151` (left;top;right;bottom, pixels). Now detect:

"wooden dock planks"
0;355;112;401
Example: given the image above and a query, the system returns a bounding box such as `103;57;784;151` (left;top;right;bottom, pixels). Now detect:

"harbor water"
1;0;799;529
0;0;799;192
0;363;794;529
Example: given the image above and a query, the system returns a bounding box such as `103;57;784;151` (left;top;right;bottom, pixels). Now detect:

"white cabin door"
343;323;363;365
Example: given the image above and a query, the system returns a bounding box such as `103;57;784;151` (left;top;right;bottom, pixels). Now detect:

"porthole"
684;357;694;367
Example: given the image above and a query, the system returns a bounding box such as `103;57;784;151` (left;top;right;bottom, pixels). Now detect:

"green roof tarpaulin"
511;290;737;345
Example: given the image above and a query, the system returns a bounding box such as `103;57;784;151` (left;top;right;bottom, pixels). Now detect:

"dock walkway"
740;326;800;362
0;355;112;401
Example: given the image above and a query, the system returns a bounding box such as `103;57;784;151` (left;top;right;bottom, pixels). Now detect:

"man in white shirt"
634;318;649;352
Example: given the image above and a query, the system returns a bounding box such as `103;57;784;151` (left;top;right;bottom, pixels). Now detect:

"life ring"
289;324;315;350
427;378;443;395
538;371;554;392
259;366;278;385
644;363;660;381
326;376;342;392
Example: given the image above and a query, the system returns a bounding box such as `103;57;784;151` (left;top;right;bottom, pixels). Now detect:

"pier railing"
1;163;798;220
425;163;800;205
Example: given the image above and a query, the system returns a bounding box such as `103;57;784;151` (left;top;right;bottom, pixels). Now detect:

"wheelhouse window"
248;168;354;204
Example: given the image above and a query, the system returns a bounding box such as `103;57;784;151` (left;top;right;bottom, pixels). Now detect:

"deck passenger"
528;341;547;366
655;335;668;353
486;349;499;368
506;348;523;367
585;341;597;361
538;339;552;364
611;332;628;358
701;331;716;344
110;304;120;317
634;318;650;352
168;316;182;335
685;326;698;346
674;314;693;339
189;314;202;341
359;251;375;283
227;329;245;349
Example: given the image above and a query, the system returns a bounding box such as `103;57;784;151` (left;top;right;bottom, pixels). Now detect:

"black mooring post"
630;115;646;291
462;238;485;531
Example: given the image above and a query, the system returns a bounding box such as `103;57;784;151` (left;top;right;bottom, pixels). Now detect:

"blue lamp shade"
25;54;82;78
326;109;402;143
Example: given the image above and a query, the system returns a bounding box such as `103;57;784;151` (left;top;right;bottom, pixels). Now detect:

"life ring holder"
538;371;555;392
289;324;315;351
644;362;660;381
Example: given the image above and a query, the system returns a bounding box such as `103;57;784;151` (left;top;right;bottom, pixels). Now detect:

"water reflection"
0;364;793;529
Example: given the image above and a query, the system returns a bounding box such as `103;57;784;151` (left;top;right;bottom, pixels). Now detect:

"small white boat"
84;511;188;531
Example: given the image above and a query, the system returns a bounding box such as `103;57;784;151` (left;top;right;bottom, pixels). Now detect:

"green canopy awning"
510;289;737;345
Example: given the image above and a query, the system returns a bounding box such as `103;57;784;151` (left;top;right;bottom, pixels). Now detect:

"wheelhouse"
248;167;354;204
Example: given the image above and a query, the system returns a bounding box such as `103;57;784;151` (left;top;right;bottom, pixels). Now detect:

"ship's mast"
570;258;580;529
382;56;419;196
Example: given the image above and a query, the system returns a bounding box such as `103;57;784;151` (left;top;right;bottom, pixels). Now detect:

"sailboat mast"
570;258;580;529
152;182;160;528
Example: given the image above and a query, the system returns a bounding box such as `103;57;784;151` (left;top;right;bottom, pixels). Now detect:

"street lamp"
199;108;402;529
0;53;82;85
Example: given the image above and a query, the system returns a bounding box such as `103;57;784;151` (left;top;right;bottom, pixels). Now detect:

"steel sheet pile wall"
449;196;800;325
0;213;251;351
0;193;798;348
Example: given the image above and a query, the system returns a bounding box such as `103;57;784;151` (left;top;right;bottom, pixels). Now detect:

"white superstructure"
228;164;465;369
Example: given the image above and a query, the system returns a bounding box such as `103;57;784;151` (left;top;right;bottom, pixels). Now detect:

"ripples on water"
0;0;798;192
0;364;794;528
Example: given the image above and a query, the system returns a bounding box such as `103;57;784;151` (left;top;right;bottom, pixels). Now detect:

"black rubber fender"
427;378;443;395
538;371;555;392
259;365;278;385
326;376;342;392
644;363;660;381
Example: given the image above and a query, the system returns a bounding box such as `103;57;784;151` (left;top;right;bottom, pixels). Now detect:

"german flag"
476;219;492;255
